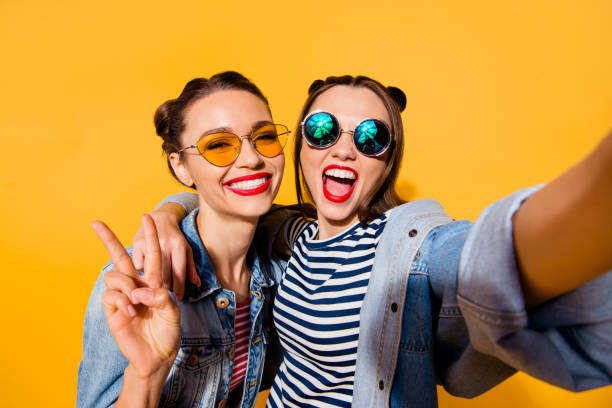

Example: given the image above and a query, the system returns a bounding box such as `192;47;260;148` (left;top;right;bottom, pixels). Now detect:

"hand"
132;204;200;302
92;214;181;379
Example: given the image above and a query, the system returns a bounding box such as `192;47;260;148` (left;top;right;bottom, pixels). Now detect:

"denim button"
187;352;198;366
216;297;230;309
379;380;384;390
229;346;235;360
409;229;418;237
217;399;226;408
414;250;420;260
391;303;398;313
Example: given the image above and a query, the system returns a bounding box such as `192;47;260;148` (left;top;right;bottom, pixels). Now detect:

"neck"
317;212;359;240
196;199;258;301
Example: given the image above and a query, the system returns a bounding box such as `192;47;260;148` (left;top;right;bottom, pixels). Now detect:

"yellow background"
1;0;611;406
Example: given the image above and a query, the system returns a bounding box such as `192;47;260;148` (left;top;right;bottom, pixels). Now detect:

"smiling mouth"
224;172;272;196
322;166;357;202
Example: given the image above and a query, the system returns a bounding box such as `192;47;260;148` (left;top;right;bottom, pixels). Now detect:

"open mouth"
224;172;272;196
322;165;357;203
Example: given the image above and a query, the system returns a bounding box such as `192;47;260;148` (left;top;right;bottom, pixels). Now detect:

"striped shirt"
268;213;389;407
229;297;251;391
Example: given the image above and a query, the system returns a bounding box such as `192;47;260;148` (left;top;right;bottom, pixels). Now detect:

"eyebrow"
199;120;274;138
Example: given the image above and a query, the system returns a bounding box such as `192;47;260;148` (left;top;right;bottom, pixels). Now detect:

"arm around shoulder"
155;191;199;214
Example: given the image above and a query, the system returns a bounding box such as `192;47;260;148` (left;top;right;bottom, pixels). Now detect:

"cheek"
362;160;387;192
186;160;222;190
274;154;285;172
299;146;321;182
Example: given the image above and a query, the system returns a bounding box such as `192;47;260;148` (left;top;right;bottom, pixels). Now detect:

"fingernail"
132;288;153;302
127;304;137;317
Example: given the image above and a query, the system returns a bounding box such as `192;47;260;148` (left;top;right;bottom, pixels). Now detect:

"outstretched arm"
513;130;612;307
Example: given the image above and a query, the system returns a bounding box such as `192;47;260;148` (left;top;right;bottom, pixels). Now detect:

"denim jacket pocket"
159;341;224;408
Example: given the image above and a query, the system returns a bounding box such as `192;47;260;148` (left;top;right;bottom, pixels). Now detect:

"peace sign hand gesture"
92;214;181;381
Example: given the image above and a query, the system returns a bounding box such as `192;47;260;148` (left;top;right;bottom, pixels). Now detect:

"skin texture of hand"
92;214;182;407
132;203;200;302
514;129;612;307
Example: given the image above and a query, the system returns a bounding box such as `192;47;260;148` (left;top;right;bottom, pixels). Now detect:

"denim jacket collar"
180;209;274;302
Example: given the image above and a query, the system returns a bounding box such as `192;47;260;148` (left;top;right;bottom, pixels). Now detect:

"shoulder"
381;201;474;288
387;199;447;220
380;200;463;243
422;221;473;268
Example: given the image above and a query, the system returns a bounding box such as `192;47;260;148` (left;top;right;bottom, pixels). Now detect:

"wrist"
117;363;173;408
152;203;186;223
127;360;172;382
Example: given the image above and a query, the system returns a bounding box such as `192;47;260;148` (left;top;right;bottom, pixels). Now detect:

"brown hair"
154;71;270;187
294;75;407;224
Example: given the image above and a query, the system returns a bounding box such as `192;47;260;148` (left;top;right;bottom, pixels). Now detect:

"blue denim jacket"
77;209;285;408
354;187;612;407
134;190;612;407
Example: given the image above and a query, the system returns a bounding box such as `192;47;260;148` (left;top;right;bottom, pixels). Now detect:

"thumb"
131;287;180;324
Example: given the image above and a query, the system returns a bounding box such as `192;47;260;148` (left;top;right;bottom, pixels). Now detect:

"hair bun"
308;79;325;94
154;99;175;139
387;86;407;112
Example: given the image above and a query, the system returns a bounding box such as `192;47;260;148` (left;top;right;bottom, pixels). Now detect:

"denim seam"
181;337;234;346
457;294;526;328
439;306;462;317
375;211;451;406
175;350;223;371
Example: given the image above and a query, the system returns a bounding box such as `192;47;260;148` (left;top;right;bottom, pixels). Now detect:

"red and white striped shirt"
229;297;251;391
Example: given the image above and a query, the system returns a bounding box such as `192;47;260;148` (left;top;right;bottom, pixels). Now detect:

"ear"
169;152;195;188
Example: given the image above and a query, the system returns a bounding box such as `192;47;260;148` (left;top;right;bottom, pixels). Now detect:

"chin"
316;201;359;225
230;198;273;219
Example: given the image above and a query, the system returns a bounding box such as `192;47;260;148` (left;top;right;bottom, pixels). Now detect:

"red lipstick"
321;165;358;203
223;172;272;196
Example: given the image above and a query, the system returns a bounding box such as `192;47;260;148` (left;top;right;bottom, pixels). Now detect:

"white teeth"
228;177;267;190
324;168;356;179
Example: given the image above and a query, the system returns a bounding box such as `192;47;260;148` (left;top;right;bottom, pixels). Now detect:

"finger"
133;244;144;271
103;289;137;318
132;226;145;270
104;270;140;298
161;251;172;291
131;287;180;323
171;247;186;302
92;221;138;278
142;214;162;288
186;246;201;287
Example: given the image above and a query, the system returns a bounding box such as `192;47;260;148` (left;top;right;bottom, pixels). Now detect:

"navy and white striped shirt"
268;212;389;407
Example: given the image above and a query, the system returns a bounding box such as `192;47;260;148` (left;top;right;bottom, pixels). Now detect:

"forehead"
183;89;271;136
308;85;390;125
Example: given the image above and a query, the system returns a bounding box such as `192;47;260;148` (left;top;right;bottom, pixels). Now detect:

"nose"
233;136;264;169
330;131;357;161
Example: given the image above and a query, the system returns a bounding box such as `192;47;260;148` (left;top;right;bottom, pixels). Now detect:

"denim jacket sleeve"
76;261;128;408
427;221;517;398
155;191;199;214
457;186;612;391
